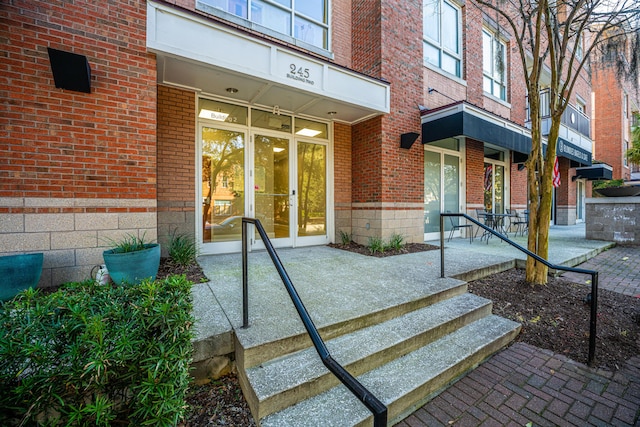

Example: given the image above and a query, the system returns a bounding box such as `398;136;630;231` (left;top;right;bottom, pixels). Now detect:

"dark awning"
421;102;531;154
557;137;591;166
574;163;612;181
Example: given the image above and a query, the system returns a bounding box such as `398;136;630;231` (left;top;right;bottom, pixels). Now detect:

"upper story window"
576;97;586;116
423;0;462;77
624;93;629;118
482;28;507;101
575;35;583;60
198;0;329;50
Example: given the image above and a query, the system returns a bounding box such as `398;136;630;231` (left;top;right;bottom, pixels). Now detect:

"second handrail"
439;212;599;366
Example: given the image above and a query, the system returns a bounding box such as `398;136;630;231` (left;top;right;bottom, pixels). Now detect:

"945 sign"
286;63;315;85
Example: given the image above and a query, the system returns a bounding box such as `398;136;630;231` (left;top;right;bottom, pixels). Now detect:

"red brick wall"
352;118;383;203
380;0;424;204
463;3;485;106
555;157;574;205
466;139;485;205
351;0;423;205
592;65;625;179
332;0;352;67
351;0;382;77
334;123;352;205
157;86;196;203
0;0;157;207
510;163;528;207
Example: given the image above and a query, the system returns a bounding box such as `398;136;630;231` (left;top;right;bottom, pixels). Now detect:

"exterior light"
295;128;322;137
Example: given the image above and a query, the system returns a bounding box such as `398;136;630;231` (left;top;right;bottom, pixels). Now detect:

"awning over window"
557;137;591;165
574;164;612;181
421;102;531;154
421;102;592;166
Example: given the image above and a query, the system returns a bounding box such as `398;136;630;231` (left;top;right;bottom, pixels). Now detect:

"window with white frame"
575;35;583;60
576;98;586;115
483;28;507;101
423;0;462;77
198;0;328;50
625;140;629;167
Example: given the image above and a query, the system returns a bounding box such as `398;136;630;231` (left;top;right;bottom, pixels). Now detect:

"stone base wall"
585;197;640;244
351;203;424;245
157;201;197;257
0;197;157;288
555;205;577;226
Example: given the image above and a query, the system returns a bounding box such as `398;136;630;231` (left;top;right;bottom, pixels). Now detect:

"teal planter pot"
0;253;44;301
103;244;161;286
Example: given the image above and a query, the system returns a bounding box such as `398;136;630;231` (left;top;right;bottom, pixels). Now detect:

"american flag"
552;157;560;188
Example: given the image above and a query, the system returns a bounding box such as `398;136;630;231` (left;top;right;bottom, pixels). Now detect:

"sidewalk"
398;240;640;427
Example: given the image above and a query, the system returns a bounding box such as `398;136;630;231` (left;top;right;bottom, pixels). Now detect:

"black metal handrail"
440;213;599;366
241;217;387;426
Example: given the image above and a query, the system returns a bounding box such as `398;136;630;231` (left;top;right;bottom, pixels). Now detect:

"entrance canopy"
421;102;530;154
147;1;390;124
421;102;592;166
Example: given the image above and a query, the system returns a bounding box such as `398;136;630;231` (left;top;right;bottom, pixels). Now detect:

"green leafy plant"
367;236;385;254
169;231;198;266
0;275;194;426
338;230;352;245
386;233;405;251
593;179;624;190
107;232;154;253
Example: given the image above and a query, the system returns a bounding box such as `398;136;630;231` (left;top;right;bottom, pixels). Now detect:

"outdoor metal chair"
475;209;495;243
446;210;473;243
512;210;529;236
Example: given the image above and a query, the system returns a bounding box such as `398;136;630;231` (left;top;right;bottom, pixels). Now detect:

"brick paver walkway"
398;245;640;427
561;246;640;297
397;342;640;427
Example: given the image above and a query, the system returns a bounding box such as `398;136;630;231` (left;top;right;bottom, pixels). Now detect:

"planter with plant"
103;233;161;286
0;252;44;301
593;179;640;197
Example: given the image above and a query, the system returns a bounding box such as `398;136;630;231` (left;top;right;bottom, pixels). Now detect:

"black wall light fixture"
400;132;420;149
47;47;91;93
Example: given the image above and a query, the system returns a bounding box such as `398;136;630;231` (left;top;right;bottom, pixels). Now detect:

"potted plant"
103;233;161;286
593;179;640;197
0;252;44;300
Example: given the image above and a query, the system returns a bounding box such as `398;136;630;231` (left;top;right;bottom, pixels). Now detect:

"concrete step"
242;293;493;420
259;315;521;427
236;278;468;370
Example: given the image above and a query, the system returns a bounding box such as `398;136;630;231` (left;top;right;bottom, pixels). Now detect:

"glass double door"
424;149;461;240
200;126;327;252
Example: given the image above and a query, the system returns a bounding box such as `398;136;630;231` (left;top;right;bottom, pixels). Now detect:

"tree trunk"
526;115;561;285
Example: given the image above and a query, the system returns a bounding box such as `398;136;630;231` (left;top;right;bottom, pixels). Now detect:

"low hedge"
0;275;194;426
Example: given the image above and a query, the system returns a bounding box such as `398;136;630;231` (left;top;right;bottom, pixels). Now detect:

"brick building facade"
1;0;594;287
592;61;640;181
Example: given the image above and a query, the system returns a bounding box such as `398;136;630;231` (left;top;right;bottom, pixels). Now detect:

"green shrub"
169;231;198;266
338;230;352;245
107;232;154;253
386;233;405;251
593;179;624;189
367;236;385;254
0;275;194;426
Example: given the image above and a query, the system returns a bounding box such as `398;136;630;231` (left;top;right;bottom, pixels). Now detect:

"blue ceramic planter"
103;244;161;286
0;253;44;301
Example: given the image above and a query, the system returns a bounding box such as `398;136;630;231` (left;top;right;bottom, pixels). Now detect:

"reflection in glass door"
576;179;585;222
483;162;504;213
424;150;461;238
253;134;291;244
297;141;326;238
201;127;245;244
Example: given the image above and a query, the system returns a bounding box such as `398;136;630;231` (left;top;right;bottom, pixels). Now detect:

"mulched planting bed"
469;268;640;371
